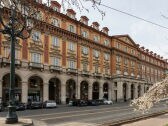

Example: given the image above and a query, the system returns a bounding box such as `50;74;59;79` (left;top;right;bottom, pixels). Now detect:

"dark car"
96;99;104;105
27;101;43;109
15;102;26;111
87;100;99;106
69;99;87;107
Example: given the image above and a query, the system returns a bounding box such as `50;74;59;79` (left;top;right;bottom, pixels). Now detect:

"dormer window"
92;22;99;30
53;7;59;12
80;16;89;25
67;9;76;19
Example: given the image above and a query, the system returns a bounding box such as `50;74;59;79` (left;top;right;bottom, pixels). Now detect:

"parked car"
103;99;113;105
87;100;99;106
26;101;43;109
15;102;26;111
43;100;57;108
69;99;87;107
96;99;104;105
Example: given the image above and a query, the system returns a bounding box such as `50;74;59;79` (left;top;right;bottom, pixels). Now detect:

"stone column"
108;82;112;101
76;83;80;99
21;81;28;103
140;84;145;96
111;82;115;102
126;83;131;101
134;83;138;99
43;83;49;102
88;83;92;100
117;81;123;102
61;80;66;104
99;83;103;99
0;80;2;98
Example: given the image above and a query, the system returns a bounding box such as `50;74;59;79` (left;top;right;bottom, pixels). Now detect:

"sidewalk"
122;113;168;126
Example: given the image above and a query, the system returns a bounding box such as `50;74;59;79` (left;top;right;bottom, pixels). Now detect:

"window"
15;49;20;59
53;7;59;12
52;57;60;66
142;55;145;60
69;42;75;51
81;31;88;38
4;47;10;58
131;61;135;67
36;11;42;20
31;53;41;63
52;36;59;47
131;49;135;55
68;25;75;33
32;31;41;41
82;46;88;55
94;50;99;58
95;66;99;73
124;58;128;65
124;46;128;52
116;42;120;49
83;63;88;71
69;60;75;69
104;53;109;60
104;40;109;46
51;18;60;27
93;35;99;42
116;55;121;63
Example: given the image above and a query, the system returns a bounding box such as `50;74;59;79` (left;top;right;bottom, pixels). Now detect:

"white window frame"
68;25;75;33
93;35;99;42
104;40;109;46
94;50;99;58
51;18;60;27
69;60;75;69
82;46;88;55
52;36;59;47
104;53;109;60
32;31;41;41
31;53;41;63
82;31;88;38
52;57;60;66
69;42;75;51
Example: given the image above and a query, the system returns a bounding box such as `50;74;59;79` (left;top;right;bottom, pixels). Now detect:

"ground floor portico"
0;68;150;104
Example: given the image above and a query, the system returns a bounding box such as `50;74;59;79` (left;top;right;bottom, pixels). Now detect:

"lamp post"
0;0;36;124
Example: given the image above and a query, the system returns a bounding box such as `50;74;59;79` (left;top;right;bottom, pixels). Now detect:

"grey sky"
43;0;168;59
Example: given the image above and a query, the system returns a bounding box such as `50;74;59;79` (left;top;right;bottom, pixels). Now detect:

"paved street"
0;102;167;126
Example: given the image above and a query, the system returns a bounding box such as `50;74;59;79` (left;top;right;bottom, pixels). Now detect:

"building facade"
0;0;167;104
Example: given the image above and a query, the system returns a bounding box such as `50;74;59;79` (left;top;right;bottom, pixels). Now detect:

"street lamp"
0;0;36;124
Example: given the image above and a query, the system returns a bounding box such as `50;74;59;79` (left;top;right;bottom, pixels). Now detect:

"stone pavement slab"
122;113;168;126
0;118;33;126
48;122;97;126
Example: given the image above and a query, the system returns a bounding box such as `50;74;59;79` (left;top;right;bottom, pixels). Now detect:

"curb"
99;110;168;126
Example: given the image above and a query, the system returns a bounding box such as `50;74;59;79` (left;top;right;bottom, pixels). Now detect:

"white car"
43;100;57;108
104;100;113;105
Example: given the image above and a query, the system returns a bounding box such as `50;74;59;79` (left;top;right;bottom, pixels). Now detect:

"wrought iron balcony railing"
49;65;62;72
29;62;44;70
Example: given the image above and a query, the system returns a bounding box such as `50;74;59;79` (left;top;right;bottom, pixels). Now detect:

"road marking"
22;105;131;118
40;108;133;121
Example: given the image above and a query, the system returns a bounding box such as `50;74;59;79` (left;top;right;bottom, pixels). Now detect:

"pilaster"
43;83;49;102
21;81;28;103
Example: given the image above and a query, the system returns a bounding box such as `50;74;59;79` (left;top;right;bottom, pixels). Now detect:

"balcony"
29;62;44;70
1;57;21;66
81;70;90;76
66;68;78;74
49;65;62;72
103;74;111;79
93;72;102;78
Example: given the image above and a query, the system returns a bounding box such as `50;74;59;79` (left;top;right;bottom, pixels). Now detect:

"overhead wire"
99;3;168;30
